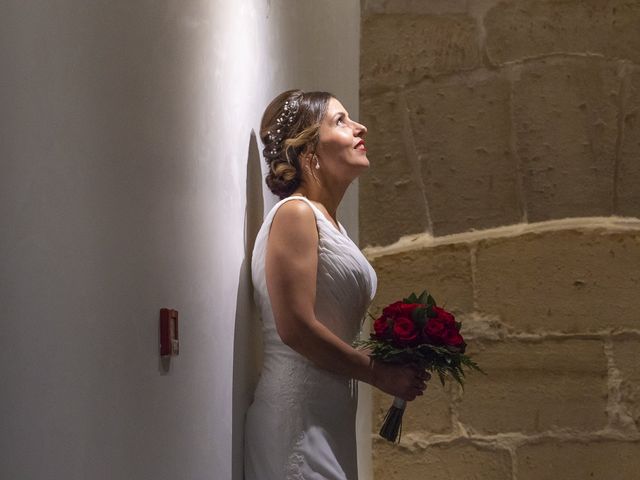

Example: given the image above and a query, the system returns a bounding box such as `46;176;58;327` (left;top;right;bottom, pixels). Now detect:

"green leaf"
427;294;436;307
450;368;464;387
417;290;430;305
412;307;429;327
461;356;487;375
405;292;419;304
352;334;485;389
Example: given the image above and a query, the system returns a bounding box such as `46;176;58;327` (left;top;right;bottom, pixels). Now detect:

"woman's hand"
371;360;431;401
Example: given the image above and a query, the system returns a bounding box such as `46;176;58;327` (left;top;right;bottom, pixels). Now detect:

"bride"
244;89;430;479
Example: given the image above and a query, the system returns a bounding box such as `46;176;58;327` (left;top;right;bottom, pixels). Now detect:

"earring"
314;154;320;170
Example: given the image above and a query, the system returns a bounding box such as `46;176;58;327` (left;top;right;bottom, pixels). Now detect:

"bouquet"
355;290;484;442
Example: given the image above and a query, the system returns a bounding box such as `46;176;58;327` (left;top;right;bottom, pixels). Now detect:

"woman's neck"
292;180;348;223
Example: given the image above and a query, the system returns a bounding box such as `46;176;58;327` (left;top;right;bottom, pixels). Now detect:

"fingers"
409;384;425;400
404;379;427;402
378;364;431;401
401;391;418;401
407;365;432;381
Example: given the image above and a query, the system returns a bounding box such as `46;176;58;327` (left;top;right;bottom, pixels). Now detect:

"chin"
351;159;371;177
351;151;369;165
358;156;370;168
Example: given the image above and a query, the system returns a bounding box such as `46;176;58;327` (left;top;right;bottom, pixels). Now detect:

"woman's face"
313;97;368;181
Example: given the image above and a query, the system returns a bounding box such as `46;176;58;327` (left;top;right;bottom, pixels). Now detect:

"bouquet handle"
379;396;407;442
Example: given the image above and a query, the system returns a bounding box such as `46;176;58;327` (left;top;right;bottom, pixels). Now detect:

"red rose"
382;301;421;318
423;317;447;344
392;316;418;345
432;306;456;328
443;328;464;347
400;303;422;316
423;306;465;348
382;301;404;318
373;315;390;338
383;302;422;317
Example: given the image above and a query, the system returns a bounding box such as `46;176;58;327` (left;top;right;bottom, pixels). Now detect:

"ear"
300;147;314;165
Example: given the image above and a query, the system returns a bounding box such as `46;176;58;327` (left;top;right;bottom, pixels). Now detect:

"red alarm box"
160;308;179;357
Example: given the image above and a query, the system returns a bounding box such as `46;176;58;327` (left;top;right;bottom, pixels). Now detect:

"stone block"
361;14;480;95
406;72;522;235
373;440;512;480
614;339;640;428
458;339;608;434
359;92;430;247
363;0;468;16
517;440;640;480
475;228;640;332
617;67;640;218
373;383;453;435
369;242;474;315
512;57;620;222
485;0;640;65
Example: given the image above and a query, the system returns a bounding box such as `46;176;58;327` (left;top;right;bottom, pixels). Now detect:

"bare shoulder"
269;199;318;249
273;198;316;224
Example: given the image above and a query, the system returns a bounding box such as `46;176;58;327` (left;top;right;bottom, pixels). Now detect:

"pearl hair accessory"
264;98;300;160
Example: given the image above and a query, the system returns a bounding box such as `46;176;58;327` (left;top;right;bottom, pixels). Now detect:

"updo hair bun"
260;89;333;199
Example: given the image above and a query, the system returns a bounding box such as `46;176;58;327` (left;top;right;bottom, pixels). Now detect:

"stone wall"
359;1;640;478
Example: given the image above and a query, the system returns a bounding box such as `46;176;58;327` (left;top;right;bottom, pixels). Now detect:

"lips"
354;140;366;150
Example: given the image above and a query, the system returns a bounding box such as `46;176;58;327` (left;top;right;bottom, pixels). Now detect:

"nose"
354;121;367;137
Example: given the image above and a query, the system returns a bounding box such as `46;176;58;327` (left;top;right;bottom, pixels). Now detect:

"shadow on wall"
232;131;265;480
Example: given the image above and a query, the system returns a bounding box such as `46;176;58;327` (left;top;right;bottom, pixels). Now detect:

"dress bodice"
251;195;377;356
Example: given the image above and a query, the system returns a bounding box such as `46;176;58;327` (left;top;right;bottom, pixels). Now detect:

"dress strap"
275;195;345;237
271;195;320;220
262;195;321;238
279;195;316;209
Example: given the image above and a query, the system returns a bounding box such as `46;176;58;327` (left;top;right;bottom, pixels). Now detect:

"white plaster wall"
0;1;362;479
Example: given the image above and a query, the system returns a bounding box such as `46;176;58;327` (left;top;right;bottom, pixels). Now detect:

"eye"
336;114;346;125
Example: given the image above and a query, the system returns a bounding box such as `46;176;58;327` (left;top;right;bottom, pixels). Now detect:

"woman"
245;90;429;479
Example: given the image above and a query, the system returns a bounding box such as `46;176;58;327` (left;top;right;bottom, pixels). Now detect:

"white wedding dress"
245;195;377;480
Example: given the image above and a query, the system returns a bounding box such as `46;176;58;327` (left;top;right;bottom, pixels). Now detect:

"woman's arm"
265;200;426;400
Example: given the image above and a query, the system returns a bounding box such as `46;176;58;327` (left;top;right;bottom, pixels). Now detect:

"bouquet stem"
379;396;406;443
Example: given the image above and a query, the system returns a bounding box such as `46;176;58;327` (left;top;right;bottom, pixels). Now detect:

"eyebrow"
332;111;347;120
